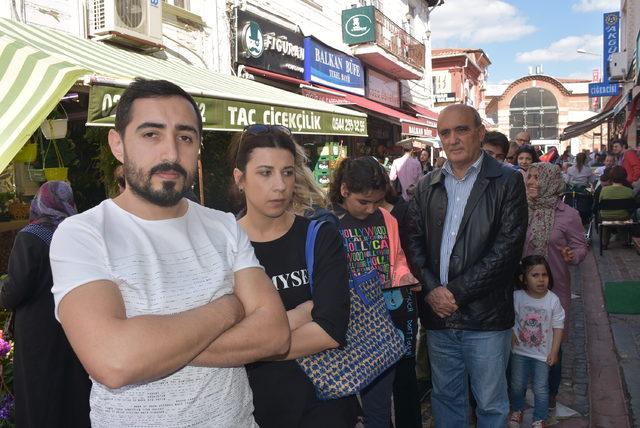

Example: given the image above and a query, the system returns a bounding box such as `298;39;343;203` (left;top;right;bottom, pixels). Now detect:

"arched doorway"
509;88;559;140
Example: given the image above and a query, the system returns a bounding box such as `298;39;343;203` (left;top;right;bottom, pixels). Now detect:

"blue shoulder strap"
305;220;325;295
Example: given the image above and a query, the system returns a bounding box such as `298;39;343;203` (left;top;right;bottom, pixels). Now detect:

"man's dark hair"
114;78;202;136
601;167;613;183
482;131;509;156
611;138;628;149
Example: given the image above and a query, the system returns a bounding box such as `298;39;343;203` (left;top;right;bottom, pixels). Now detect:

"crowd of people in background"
1;78;639;428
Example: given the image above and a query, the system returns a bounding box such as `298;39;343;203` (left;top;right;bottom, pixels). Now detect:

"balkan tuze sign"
303;37;365;95
236;9;305;79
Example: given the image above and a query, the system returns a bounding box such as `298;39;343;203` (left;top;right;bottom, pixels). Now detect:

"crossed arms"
58;267;290;389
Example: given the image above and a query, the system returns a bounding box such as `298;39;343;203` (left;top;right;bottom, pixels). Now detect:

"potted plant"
12;137;37;164
39;105;68;140
42;137;68;182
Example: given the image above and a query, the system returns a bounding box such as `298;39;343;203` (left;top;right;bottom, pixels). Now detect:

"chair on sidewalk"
563;187;594;245
597;198;639;255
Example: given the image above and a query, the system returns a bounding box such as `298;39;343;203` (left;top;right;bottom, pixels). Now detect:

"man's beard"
123;155;195;207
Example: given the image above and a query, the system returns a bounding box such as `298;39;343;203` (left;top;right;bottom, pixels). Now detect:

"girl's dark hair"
227;128;328;213
227;129;297;210
229;129;297;172
518;255;554;290
575;152;587;172
610;165;628;184
329;156;390;206
515;145;540;163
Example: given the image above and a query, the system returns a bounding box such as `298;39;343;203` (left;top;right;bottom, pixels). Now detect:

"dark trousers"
393;357;422;428
361;366;395;428
548;346;563;396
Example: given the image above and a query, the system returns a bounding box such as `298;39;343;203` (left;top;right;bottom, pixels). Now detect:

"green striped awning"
0;34;89;173
0;18;367;173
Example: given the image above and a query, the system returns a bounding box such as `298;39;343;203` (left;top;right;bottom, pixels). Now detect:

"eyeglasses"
243;124;292;136
235;124;293;167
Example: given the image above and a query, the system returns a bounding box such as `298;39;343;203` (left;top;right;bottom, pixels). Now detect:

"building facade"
485;75;597;153
616;0;640;147
431;48;491;117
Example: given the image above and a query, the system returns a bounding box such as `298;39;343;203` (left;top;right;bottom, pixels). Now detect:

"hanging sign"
303;37;365;95
589;11;620;97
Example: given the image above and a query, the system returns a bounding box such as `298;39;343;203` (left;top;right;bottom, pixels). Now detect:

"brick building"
485;74;601;153
431;48;491;117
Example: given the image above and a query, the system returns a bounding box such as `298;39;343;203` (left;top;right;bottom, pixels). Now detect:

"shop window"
509;88;558;140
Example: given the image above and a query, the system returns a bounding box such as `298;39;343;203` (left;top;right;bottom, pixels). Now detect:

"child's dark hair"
329;156;390;206
515;145;540;164
518;255;554;290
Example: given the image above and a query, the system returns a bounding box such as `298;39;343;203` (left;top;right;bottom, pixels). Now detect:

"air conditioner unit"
608;52;627;81
88;0;163;50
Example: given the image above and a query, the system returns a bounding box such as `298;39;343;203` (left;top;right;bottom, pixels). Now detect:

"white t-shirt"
50;199;261;428
512;289;565;363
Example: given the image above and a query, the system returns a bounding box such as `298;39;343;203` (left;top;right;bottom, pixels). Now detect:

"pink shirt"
390;154;423;201
524;201;587;339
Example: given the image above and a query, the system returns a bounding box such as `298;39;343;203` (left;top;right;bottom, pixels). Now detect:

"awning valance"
559;108;614;141
303;85;437;137
0;18;368;172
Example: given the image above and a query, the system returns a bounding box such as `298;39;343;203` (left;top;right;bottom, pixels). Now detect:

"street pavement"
419;240;639;427
594;241;640;428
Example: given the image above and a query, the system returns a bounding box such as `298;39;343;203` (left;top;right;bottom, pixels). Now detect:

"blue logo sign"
303;37;365;95
588;82;620;97
602;11;620;83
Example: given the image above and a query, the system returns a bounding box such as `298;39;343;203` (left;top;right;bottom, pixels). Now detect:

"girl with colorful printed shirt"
328;156;417;428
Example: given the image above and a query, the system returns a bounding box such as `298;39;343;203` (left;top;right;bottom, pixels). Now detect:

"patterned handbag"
296;220;406;400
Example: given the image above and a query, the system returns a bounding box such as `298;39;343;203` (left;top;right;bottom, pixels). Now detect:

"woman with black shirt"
0;181;90;427
229;125;358;428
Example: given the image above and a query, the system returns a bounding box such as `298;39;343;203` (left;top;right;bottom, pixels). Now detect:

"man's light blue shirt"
440;152;484;285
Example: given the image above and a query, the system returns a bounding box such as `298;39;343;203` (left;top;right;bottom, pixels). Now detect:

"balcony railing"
373;9;425;71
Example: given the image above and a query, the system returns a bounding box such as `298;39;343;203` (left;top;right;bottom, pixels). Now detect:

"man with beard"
49;79;290;427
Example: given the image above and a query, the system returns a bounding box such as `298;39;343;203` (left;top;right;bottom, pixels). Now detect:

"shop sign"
434;92;456;103
401;122;436;137
303;37;365;95
342;6;376;45
602;11;620;84
589;12;621;97
301;87;352;105
367;69;400;108
588;82;619;97
236;10;304;78
87;85;368;136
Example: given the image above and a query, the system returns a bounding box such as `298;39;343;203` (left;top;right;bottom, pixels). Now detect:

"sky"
429;0;620;84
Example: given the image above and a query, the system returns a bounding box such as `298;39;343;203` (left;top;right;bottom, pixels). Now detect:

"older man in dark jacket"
407;104;527;428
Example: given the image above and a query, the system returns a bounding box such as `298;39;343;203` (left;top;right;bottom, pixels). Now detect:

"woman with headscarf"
523;163;587;423
0;181;90;427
